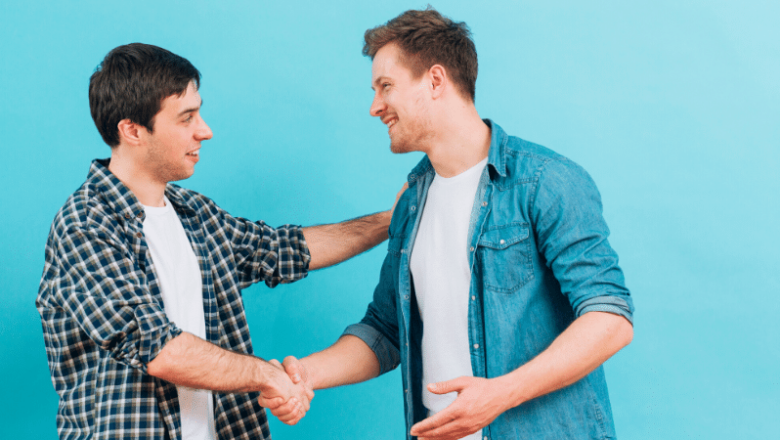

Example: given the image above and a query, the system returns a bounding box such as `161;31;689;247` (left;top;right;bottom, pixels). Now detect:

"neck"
424;104;491;178
107;146;167;207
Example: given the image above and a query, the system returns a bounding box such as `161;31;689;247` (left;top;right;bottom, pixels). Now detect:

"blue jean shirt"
344;120;633;440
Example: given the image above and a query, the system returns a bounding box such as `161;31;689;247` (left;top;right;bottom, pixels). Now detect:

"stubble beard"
146;144;193;184
389;118;434;154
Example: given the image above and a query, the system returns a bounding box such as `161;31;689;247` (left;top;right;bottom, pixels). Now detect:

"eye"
184;115;193;123
382;83;391;89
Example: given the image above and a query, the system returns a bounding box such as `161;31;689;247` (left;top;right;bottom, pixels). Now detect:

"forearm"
302;335;381;390
303;211;391;270
146;332;273;393
498;312;633;408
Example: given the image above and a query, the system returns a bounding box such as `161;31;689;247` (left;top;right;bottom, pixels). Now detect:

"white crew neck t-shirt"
410;157;488;440
142;197;216;440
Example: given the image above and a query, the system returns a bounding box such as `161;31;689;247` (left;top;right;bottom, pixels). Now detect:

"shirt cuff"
110;304;183;373
342;323;400;375
575;295;634;325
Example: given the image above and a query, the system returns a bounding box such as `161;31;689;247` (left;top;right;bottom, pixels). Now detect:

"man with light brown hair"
264;8;635;440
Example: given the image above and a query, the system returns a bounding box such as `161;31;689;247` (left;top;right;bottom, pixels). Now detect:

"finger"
410;407;459;436
278;400;305;425
427;377;468;395
272;398;299;419
257;396;285;409
301;393;311;412
269;359;283;369
417;422;472;440
282;356;302;383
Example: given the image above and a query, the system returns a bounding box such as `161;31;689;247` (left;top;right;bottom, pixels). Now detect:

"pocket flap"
478;223;530;250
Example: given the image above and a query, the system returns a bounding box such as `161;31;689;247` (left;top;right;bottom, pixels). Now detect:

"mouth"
384;118;398;133
186;149;200;163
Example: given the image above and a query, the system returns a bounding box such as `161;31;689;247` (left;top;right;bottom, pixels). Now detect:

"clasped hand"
257;357;314;425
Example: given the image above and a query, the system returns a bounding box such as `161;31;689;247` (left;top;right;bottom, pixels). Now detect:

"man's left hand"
409;376;511;440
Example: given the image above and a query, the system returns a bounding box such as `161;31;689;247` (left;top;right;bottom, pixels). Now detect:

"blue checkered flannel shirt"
36;159;311;439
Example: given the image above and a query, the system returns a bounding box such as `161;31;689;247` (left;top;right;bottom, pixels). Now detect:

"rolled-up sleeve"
204;197;310;289
53;226;182;371
342;243;402;374
531;159;634;324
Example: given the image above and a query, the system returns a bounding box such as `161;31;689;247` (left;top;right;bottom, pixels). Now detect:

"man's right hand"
257;359;313;425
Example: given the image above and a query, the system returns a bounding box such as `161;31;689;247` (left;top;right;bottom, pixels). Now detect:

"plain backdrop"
1;1;778;439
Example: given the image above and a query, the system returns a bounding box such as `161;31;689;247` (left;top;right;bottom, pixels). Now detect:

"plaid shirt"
36;159;311;440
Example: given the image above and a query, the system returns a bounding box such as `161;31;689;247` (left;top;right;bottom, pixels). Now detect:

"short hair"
89;43;201;147
363;7;477;102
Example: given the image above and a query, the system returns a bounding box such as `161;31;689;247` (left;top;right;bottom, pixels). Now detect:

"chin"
389;139;414;154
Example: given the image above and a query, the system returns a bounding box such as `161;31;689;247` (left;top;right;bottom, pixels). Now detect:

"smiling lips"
384;117;398;133
186;149;200;162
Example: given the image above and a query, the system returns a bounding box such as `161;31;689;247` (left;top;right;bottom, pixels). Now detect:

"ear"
428;64;447;99
116;119;144;146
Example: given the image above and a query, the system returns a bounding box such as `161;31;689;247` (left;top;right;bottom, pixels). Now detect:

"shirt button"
136;212;143;218
484;437;489;440
404;295;409;300
404;389;408;393
135;232;143;239
471;296;476;301
473;344;479;349
124;213;131;219
481;201;488;207
469;246;475;252
499;239;505;245
410;206;416;212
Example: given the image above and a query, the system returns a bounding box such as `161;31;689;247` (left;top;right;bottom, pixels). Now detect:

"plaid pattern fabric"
37;159;311;440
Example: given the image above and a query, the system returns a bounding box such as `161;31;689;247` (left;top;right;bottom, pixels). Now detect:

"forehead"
371;44;413;82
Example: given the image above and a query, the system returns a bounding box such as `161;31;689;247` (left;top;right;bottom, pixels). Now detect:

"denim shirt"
344;120;634;440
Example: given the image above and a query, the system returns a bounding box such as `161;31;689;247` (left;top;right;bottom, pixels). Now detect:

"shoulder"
501;134;593;187
50;180;112;237
166;184;222;216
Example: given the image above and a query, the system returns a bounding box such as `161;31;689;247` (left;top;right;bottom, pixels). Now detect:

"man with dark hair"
37;43;401;440
266;8;635;440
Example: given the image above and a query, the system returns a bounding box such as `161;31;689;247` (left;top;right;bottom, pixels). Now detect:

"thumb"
283;356;302;383
427;377;468;395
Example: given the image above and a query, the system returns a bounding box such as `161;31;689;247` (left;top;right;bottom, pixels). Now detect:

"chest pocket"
477;223;534;293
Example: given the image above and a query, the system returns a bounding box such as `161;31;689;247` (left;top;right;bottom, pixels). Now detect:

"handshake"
257;356;313;425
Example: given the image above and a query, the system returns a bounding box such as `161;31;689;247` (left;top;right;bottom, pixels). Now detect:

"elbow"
616;316;633;349
146;354;169;378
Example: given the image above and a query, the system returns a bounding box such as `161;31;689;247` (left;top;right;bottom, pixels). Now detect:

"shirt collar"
87;159;196;219
484;119;509;178
406;118;509;184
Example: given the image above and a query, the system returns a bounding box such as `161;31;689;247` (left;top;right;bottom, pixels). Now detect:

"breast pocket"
477;223;534;293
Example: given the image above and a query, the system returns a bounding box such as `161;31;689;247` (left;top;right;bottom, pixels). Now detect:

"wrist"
492;372;528;410
254;359;276;393
300;356;319;389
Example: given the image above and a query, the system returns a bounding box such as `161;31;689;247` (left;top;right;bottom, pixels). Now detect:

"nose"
197;116;213;141
369;91;385;118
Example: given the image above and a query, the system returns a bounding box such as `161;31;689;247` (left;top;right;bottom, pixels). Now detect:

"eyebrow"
371;76;390;91
177;99;203;117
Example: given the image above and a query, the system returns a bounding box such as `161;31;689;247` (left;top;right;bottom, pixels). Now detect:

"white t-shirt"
142;197;216;440
410;157;488;440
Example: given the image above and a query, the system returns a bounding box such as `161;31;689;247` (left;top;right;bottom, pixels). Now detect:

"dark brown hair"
89;43;201;147
363;7;477;102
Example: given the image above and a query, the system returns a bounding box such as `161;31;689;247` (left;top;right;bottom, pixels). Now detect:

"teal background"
1;0;778;438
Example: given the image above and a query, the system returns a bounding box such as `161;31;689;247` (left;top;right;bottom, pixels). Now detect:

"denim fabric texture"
344;120;634;440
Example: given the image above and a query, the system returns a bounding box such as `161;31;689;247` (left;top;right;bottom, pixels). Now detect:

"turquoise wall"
1;1;778;438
